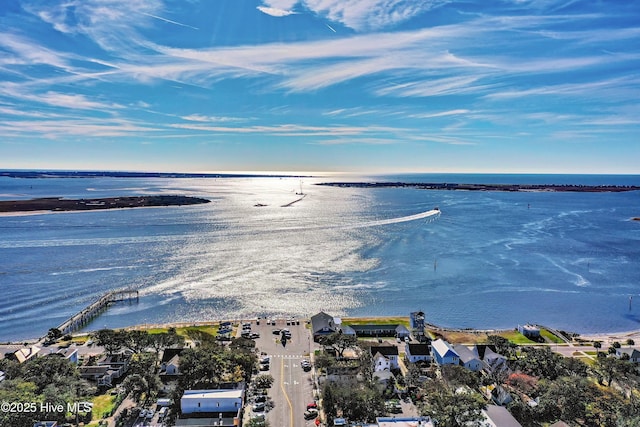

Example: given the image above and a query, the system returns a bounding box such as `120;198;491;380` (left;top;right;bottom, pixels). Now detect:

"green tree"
93;329;124;356
420;379;485;427
254;374;274;389
321;332;358;358
121;330;152;354
121;373;148;403
0;381;41;427
46;327;63;342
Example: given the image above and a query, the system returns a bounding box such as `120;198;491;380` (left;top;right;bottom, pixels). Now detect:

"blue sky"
1;0;639;174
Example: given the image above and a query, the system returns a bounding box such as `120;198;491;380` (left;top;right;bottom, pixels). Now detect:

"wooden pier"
56;289;139;335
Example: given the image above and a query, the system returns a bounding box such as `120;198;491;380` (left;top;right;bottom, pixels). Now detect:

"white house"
0;370;5;383
431;339;459;366
405;343;431;363
377;416;434;427
370;346;399;370
453;344;483;371
474;345;508;374
180;389;244;414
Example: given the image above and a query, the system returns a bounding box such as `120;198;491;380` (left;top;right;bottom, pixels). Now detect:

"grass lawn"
498;330;538;345
540;328;565;344
92;394;117;420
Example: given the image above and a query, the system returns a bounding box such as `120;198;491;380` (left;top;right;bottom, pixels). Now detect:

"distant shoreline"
317;181;640;193
0;195;210;213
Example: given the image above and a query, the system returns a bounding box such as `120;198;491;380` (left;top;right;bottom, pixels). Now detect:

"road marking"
280;358;294;427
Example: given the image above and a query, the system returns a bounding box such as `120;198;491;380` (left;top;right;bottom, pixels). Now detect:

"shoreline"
4;317;640;345
317;181;640;193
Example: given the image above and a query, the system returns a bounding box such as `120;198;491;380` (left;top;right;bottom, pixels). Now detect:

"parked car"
249;332;260;339
306;402;317;410
259;363;270;371
260;356;270;364
252;402;266;412
254;395;267;403
272;329;281;335
304;408;318;420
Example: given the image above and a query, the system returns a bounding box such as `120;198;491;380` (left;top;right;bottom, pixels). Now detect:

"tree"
321;332;357;358
121;330;152;354
46;328;63;343
93;329;123;356
149;331;185;367
121;373;148;403
487;335;516;358
254;374;274;389
441;364;480;389
420;379;485;427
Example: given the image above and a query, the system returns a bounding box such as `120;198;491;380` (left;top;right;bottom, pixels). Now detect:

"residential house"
395;324;411;339
48;347;78;364
615;347;640;363
340;325;357;336
0;370;5;383
377;416;434;427
452;344;483;371
13;345;41;363
370;346;399;370
431;339;459;366
482;405;523;427
311;311;338;341
78;351;131;387
161;348;185;376
180;388;244;415
405;343;431;363
517;324;540;339
474;345;508;375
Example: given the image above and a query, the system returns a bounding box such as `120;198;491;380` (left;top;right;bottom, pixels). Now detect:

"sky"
0;0;639;174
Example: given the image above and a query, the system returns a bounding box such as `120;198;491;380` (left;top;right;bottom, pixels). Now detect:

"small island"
0;195;210;213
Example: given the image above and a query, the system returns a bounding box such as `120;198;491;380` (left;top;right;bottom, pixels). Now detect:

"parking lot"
240;317;318;427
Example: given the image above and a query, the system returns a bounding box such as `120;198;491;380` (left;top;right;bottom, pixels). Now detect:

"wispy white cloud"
170;122;402;137
314;138;405;145
410;109;471;119
257;6;298;17
181;114;247;123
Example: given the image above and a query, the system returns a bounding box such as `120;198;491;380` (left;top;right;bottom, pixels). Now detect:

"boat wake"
346;208;441;229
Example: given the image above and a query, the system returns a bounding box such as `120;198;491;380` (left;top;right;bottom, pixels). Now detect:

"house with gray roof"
311;311;337;341
452;344;483;371
482;405;522;427
615;347;640;363
370;345;399;370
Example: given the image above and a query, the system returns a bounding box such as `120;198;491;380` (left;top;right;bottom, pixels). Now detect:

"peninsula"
318;181;640;192
0;195;210;213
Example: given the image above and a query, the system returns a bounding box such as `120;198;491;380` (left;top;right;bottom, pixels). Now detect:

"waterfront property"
517;324;541;339
12;345;41;363
311;311;338;341
431;339;460;366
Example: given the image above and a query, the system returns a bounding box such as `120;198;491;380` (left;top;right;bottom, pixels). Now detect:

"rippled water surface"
1;174;639;340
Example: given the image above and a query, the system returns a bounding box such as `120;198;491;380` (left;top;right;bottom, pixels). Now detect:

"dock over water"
56;289;139;335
